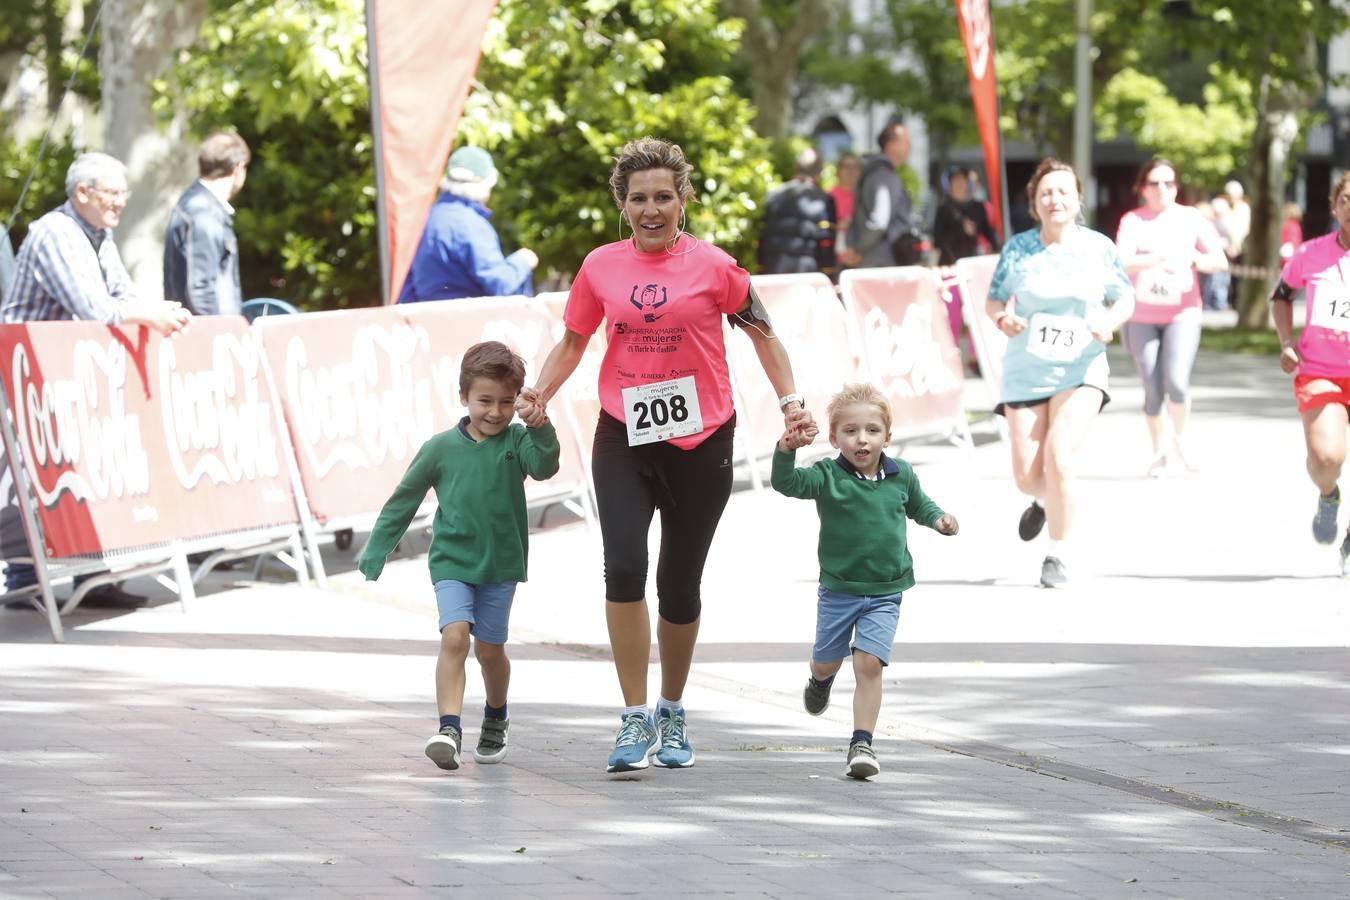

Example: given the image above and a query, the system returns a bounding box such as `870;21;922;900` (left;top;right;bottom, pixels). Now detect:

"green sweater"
771;448;944;596
358;420;560;584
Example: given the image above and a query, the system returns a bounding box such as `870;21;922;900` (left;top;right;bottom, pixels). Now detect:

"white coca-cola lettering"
10;340;151;506
284;324;434;477
861;304;962;399
158;332;281;488
961;0;992;80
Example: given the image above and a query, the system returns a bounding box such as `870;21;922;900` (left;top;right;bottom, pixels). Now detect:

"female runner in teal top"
984;159;1133;588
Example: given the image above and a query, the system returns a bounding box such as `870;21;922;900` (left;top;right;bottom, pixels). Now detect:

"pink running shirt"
1280;232;1350;378
564;235;751;449
1116;204;1224;325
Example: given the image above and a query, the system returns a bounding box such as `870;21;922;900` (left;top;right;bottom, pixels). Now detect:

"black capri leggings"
591;410;736;625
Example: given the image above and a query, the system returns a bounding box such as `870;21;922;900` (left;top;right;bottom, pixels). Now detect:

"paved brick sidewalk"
1;348;1347;898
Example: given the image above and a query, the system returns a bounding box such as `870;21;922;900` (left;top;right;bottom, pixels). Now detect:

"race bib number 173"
1026;313;1089;363
622;376;703;446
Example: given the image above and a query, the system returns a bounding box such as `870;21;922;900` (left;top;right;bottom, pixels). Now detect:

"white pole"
1074;0;1094;224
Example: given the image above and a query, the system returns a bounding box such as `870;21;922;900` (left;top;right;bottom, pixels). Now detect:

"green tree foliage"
1096;65;1254;189
460;0;775;278
0;134;77;243
157;0;773;307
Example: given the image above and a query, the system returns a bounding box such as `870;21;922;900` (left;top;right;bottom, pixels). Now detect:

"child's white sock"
1047;538;1068;560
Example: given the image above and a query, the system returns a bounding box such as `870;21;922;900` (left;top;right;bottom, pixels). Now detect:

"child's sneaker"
845;740;880;780
803;676;832;716
424;725;462;771
652;707;695;769
473;717;509;764
1040;555;1068;588
605;711;658;773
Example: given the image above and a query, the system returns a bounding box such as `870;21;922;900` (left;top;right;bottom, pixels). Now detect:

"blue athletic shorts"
812;586;902;666
433;580;517;644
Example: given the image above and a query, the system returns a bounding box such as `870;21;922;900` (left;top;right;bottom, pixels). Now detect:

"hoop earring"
666;205;688;250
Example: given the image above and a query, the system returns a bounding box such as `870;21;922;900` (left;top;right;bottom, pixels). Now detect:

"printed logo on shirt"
505;451;515;461
629;283;670;323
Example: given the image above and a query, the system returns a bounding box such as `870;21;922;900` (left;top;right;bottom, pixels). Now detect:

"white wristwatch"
778;393;804;410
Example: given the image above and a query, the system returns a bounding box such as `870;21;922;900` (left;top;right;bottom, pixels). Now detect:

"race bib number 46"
1026;313;1089;363
622;376;703;446
1310;286;1350;334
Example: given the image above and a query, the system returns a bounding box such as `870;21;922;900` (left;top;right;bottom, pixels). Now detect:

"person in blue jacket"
397;146;538;302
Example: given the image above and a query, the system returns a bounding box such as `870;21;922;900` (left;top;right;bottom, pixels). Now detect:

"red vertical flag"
367;0;499;303
954;0;1005;239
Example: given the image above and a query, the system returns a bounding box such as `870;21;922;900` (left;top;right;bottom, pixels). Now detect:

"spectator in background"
1280;202;1304;262
1204;195;1235;310
398;147;538;302
848;122;922;268
163;131;250;316
830;152;860;265
2;151;192;608
757;147;837;276
933;166;1000;353
1222;179;1251;300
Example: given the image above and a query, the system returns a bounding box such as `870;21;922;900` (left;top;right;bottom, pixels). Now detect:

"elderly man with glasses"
1;152;192;608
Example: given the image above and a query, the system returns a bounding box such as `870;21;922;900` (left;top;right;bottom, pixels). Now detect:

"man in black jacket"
847;122;922;268
163;131;250;315
757;148;837;276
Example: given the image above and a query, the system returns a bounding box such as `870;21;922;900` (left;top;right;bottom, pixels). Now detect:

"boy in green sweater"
771;383;958;779
358;341;560;772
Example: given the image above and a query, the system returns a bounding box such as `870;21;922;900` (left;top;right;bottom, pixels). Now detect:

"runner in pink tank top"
1272;170;1350;575
519;137;818;773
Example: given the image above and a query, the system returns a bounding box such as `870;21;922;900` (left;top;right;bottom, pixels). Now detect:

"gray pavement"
2;345;1348;899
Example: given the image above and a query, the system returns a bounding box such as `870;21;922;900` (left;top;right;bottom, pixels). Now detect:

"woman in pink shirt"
522;137;817;773
1115;159;1228;476
1273;171;1350;576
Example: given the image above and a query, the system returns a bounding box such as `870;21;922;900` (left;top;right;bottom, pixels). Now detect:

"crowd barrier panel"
0;319;311;641
723;273;868;488
251;298;596;580
953;254;1007;433
536;291;604;524
839;266;972;449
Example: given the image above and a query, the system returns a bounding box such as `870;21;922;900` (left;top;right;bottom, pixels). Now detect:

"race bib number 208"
622;376;703;446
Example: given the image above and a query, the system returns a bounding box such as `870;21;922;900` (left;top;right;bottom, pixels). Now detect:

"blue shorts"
433;580;517;644
812;586;902;666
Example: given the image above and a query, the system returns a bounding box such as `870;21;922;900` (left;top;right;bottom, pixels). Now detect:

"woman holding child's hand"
521;136;816;774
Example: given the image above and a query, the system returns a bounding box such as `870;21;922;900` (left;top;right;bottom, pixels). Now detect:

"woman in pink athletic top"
521;137;817;773
1272;170;1350;575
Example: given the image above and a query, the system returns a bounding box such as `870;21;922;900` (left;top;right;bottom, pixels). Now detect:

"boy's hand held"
935;513;959;536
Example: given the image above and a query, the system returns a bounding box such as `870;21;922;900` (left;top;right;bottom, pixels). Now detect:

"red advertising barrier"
537;291;606;487
839;267;967;439
954;253;1007;409
724;274;867;465
254;298;591;527
0;319;298;558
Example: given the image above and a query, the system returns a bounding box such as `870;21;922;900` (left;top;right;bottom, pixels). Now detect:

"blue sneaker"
653;707;695;769
1313;488;1340;545
605;711;657;773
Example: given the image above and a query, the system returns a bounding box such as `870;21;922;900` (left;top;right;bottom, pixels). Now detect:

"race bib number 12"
1026;313;1089;363
1310;285;1350;334
622;376;703;446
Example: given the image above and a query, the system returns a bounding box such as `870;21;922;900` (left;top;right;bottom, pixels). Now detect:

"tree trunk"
100;0;208;299
723;0;838;138
1236;47;1318;329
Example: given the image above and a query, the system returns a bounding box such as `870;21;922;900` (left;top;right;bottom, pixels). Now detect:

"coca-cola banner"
0;320;298;558
724;273;868;459
840;268;966;436
255;299;590;526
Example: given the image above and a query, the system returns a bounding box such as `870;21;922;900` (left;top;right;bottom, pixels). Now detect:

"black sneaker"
474;717;509;764
1018;501;1046;541
424;725;462;771
803;676;832;716
846;741;880;779
1040;556;1067;588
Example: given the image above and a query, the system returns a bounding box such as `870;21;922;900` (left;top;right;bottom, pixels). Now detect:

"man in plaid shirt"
2;152;191;607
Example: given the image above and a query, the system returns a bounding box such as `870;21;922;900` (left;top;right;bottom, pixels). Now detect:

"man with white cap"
397;146;538;302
